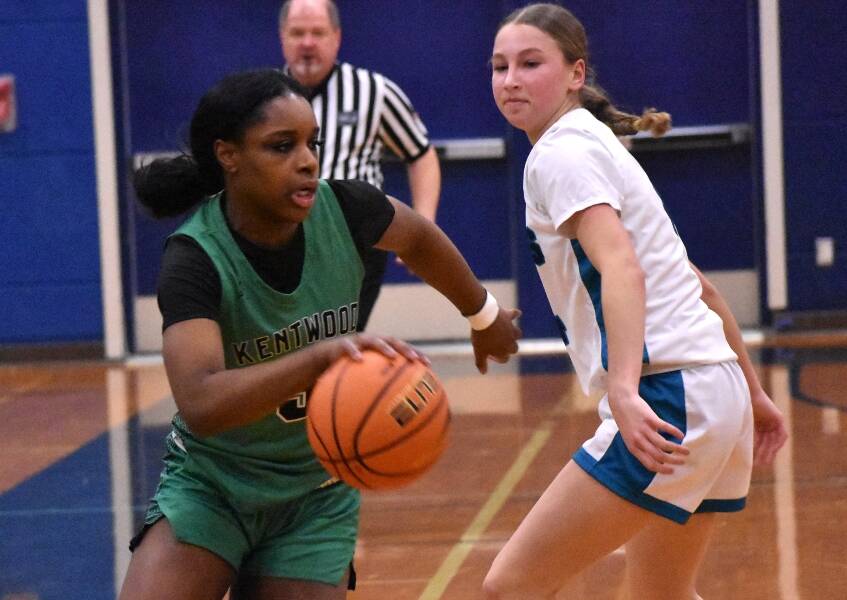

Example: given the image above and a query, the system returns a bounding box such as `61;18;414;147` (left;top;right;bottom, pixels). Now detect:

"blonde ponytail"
580;83;672;138
633;108;672;138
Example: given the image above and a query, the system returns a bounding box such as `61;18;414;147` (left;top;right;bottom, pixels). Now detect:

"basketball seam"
306;417;341;478
349;360;415;463
330;358;373;489
354;370;446;459
355;386;450;477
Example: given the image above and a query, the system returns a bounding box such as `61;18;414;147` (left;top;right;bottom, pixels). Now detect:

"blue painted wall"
780;0;847;311
0;1;103;344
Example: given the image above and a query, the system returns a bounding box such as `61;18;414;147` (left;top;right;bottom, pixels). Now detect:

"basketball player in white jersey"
483;4;788;599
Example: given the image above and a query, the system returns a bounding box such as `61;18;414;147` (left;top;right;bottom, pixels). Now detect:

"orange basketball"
306;350;450;490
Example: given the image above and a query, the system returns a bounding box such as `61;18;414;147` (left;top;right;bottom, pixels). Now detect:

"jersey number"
526;227;546;266
277;391;308;423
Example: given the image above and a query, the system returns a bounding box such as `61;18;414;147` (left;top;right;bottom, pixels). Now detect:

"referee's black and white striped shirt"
290;62;431;190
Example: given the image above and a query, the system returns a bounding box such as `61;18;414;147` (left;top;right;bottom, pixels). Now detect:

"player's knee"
481;571;506;600
482;568;536;600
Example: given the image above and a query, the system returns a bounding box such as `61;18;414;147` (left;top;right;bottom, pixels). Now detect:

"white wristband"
466;291;499;331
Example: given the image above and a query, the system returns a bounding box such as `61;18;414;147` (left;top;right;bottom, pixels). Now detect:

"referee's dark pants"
357;247;388;332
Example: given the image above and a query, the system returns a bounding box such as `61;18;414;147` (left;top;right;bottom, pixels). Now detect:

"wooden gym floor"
1;332;845;599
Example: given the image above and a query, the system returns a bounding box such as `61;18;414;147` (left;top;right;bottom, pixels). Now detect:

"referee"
279;0;442;331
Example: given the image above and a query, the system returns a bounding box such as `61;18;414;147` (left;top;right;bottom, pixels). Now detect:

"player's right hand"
322;334;429;367
608;392;690;474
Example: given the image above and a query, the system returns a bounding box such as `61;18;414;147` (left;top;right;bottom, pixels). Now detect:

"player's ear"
214;139;239;174
569;58;586;91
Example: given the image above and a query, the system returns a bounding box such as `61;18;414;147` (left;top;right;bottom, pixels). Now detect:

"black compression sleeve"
327;179;395;252
157;235;221;331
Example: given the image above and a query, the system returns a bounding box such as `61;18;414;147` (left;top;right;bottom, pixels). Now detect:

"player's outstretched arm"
375;196;522;373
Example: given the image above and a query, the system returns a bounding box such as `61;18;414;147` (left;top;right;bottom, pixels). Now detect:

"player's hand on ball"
323;334;429;367
471;307;522;374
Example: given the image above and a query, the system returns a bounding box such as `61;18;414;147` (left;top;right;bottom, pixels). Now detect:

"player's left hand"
750;389;788;467
471;307;522;374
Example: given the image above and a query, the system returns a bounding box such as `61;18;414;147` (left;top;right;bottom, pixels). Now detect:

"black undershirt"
157;179;395;331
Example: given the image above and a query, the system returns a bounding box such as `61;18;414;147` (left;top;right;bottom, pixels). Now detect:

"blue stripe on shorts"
573;370;693;524
696;497;746;513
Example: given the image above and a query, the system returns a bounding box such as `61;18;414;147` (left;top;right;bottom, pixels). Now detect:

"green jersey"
167;180;363;511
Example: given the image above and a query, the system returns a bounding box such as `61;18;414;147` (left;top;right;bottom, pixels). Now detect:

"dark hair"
279;0;340;31
133;69;308;219
500;3;671;137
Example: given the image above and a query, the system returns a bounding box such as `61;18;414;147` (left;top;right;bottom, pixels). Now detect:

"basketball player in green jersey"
120;69;522;600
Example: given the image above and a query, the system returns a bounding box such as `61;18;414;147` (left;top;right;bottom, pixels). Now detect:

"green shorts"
131;453;360;587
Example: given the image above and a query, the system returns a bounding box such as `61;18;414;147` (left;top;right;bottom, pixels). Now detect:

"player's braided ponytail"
581;81;671;137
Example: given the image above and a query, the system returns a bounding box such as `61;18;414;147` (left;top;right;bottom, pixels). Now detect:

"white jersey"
523;108;736;395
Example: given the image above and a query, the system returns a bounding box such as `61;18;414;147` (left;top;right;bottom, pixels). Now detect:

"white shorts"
573;361;753;524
